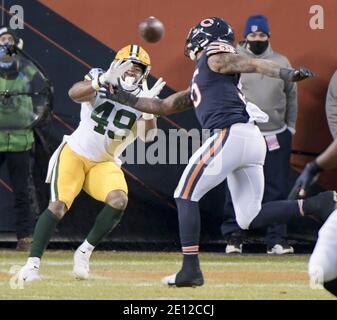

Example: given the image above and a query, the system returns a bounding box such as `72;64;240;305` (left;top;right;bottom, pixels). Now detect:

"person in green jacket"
0;26;38;251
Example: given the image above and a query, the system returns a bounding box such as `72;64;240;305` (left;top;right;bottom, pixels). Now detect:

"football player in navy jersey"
110;17;337;287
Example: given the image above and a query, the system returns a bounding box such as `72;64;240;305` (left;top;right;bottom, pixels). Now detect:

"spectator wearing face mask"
221;15;297;255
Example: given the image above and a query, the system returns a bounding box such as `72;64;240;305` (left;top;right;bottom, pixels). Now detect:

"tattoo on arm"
253;58;281;78
208;53;281;78
135;89;193;116
166;90;194;114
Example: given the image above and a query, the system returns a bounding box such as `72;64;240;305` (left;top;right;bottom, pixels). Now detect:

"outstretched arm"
208;52;314;81
152;88;194;115
68;80;96;103
316;139;337;170
288;139;337;199
110;86;194;116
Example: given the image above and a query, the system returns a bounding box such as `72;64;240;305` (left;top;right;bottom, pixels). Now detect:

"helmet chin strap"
189;47;202;61
188;37;213;61
189;51;197;61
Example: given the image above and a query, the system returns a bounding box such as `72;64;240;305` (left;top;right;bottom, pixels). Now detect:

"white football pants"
174;122;267;230
309;209;337;283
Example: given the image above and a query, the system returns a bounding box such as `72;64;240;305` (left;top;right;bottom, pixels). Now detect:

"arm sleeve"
84;68;105;107
325;71;337;139
84;67;104;81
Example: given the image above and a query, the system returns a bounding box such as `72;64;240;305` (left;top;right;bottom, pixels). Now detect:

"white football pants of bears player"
308;209;337;284
174;122;267;230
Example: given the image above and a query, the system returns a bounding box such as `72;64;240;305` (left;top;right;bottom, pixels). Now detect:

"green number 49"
91;102;137;140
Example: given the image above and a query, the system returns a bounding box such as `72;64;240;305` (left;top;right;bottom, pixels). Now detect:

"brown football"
138;16;165;43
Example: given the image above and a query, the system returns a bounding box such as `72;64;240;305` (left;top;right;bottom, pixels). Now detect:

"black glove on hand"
103;79;138;107
97;85;112;100
288;161;323;199
280;67;315;82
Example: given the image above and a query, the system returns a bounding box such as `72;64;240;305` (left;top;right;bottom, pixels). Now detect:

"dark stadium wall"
0;0;336;243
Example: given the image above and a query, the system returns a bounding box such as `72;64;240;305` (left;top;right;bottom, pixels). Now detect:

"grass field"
0;250;335;300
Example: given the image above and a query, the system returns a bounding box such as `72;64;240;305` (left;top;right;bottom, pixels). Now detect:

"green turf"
0;250;335;300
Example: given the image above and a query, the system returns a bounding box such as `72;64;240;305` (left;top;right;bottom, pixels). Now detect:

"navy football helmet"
184;17;235;60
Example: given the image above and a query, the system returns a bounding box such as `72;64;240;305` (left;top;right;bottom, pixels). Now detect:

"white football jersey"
67;68;143;164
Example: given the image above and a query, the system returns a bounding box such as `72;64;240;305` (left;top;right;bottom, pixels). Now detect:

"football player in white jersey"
289;139;337;297
18;44;165;282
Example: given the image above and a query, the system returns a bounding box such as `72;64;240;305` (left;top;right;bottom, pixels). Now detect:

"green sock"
87;205;124;246
30;209;60;258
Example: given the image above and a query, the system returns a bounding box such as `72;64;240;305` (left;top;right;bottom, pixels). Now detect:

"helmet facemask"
184;27;214;60
121;61;148;90
115;44;151;91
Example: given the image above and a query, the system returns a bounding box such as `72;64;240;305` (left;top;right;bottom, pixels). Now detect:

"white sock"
27;257;40;267
79;240;95;253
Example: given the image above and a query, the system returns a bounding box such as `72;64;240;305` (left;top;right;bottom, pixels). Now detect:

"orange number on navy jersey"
191;68;201;108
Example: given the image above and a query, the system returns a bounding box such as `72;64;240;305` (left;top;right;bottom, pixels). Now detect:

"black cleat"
324;278;337;297
162;269;204;287
304;191;337;223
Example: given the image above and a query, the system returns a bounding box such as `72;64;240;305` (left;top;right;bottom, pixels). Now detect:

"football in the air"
138;16;165;43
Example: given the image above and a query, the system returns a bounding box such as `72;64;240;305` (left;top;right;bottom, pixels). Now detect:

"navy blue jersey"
190;41;249;130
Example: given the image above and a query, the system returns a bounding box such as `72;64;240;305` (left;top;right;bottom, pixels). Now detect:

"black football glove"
97;85;112;100
288;160;323;199
280;67;315;82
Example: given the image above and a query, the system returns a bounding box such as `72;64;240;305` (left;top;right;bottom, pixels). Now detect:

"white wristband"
91;77;101;91
142;113;154;120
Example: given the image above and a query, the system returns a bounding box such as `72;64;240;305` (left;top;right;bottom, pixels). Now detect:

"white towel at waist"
246;101;269;124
